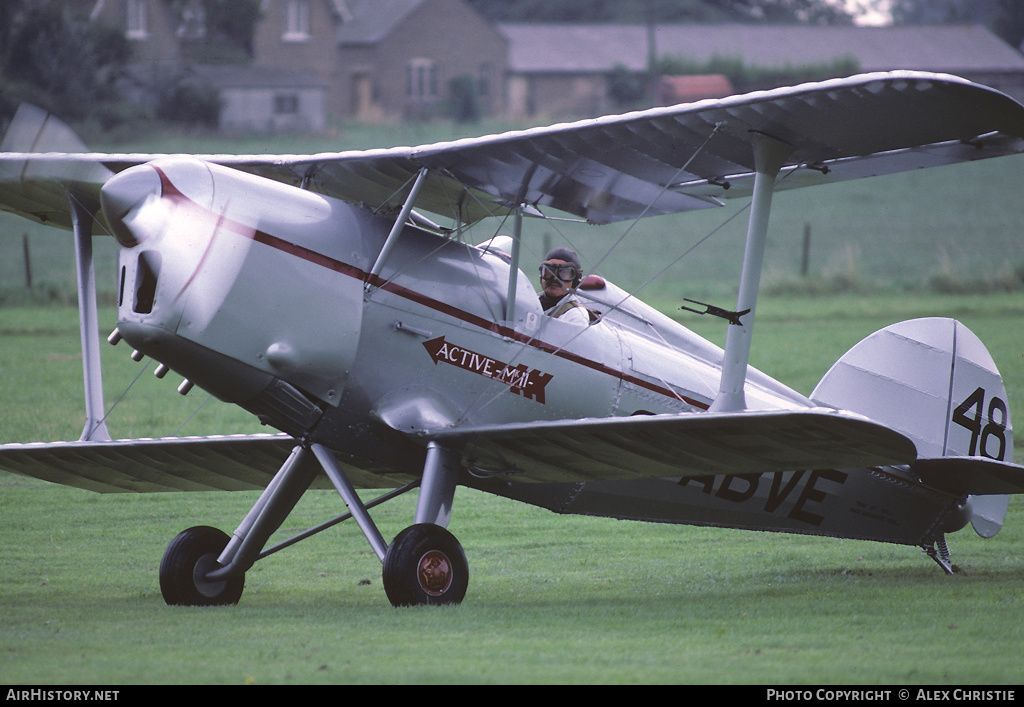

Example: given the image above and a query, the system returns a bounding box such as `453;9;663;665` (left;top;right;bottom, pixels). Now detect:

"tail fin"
811;317;1012;537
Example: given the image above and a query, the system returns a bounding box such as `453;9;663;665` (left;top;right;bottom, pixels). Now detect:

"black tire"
159;525;244;606
382;523;469;607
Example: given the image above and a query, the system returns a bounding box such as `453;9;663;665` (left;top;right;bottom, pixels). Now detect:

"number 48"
951;386;1008;460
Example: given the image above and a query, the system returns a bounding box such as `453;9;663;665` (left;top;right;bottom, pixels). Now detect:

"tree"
167;0;264;62
889;0;1024;48
448;74;482;123
0;0;134;127
994;0;1024;48
701;0;855;24
204;0;263;55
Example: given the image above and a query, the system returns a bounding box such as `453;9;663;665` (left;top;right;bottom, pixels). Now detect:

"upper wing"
429;408;918;484
400;70;1024;224
4;71;1024;229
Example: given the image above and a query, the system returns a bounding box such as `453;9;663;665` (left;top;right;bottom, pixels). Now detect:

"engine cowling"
102;157;370;434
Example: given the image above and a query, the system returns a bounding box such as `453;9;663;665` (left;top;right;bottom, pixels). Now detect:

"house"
500;23;1024;118
192;65;326;133
87;0;508;129
83;2;1024;128
87;0;328;133
658;75;734;106
88;0;205;65
253;0;509;121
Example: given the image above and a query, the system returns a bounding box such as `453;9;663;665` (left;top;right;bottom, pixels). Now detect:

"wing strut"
503;164;537;323
710;132;793;412
368;167;428;282
504;204;524;322
69;195;111;442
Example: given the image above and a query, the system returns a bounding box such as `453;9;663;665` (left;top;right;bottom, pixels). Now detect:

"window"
176;4;207;39
406;59;438;100
274;94;299;115
283;0;310;41
126;0;148;40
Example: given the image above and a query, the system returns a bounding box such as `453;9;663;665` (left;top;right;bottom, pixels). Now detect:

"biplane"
2;71;1024;607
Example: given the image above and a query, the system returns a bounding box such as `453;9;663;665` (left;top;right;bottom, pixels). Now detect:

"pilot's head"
539;247;582;299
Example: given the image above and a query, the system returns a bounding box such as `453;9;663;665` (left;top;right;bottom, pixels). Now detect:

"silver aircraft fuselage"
103;156;972;549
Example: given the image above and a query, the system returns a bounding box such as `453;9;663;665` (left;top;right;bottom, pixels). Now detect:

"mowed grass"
1;297;1023;685
2;123;1024;684
1;461;1023;685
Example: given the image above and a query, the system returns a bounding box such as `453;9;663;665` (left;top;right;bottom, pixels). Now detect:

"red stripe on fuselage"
149;166;706;409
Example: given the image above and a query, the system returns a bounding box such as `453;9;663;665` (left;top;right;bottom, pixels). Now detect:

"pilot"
538;247;590;325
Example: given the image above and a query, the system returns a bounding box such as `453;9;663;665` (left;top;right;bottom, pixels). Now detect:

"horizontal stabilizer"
431;408;918;484
0;435;401;493
912;456;1024;496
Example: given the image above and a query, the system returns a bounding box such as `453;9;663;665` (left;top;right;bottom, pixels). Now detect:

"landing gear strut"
158;441;468;608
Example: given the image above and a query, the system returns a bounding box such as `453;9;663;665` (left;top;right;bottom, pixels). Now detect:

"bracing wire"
585;121;724;278
175;395;213;436
91;359;152;435
447;122;733;424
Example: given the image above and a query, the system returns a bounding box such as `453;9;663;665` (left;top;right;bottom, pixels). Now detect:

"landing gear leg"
160;444;319;606
383;442;468;606
159;440;470;607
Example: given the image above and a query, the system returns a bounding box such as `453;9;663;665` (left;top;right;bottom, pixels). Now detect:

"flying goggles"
539;262;580;282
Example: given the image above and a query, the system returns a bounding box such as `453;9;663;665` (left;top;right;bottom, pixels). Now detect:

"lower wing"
0;409;918;493
430;408;919;484
0;434;397;493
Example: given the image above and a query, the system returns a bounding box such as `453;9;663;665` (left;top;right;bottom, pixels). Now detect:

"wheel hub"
417;550;453;596
193;552;229;598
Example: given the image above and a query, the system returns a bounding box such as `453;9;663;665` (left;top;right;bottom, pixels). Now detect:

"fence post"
800;222;811;277
23;234;32;288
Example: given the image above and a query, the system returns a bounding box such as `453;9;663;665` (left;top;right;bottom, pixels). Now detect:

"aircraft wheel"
382;523;468;607
159;525;244;606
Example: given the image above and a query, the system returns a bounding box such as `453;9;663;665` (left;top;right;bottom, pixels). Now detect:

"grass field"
0;474;1021;685
1;296;1023;685
2;124;1024;685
